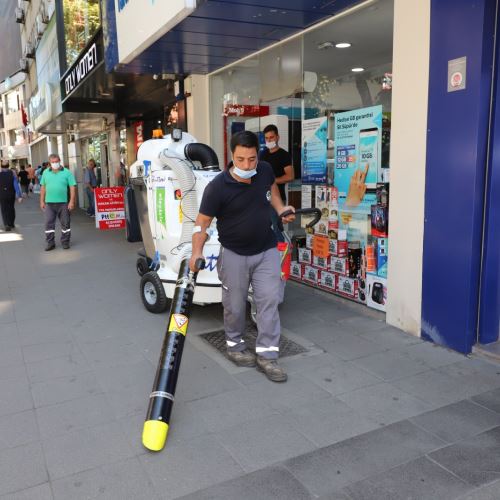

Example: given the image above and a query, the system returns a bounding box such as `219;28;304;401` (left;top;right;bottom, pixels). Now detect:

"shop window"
209;0;394;313
63;0;100;68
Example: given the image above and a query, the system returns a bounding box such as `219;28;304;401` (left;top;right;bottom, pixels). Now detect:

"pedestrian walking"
0;161;22;231
190;131;295;382
40;154;77;251
26;164;35;192
18;165;30;197
84;159;98;216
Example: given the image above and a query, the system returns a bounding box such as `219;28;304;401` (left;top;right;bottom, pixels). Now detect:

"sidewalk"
1;196;500;499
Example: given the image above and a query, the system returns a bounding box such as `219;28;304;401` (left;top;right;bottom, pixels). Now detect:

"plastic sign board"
95;187;126;230
114;0;196;64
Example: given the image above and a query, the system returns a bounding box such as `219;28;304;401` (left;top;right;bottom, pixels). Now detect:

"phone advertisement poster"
302;117;328;184
334;105;382;214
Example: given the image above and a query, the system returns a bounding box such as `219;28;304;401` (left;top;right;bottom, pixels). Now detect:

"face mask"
233;166;257;179
265;141;277;150
50;162;61;170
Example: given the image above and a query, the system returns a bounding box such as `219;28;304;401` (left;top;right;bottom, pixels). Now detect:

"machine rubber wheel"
247;290;257;325
140;272;169;313
136;257;149;276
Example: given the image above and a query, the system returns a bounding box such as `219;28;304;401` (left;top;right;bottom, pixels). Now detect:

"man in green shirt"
40;153;77;251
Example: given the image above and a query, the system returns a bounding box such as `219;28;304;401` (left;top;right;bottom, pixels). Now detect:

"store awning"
112;0;363;75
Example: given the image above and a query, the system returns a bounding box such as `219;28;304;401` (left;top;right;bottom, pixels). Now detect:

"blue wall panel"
479;12;500;344
422;0;496;353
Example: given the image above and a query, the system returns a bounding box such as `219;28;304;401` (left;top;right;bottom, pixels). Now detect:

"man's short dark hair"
230;131;259;153
263;124;279;135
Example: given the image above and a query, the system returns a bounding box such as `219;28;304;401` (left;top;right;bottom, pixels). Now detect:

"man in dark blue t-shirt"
190;131;295;382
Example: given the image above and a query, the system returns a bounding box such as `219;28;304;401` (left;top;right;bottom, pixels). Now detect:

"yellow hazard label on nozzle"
169;314;189;336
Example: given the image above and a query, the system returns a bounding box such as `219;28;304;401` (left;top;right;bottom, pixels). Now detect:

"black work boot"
256;356;288;383
45;243;55;251
226;348;256;367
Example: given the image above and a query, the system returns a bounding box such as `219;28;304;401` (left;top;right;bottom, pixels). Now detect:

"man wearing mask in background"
190;131;295;383
84;159;98;216
40;154;76;251
259;124;294;241
0;161;22;231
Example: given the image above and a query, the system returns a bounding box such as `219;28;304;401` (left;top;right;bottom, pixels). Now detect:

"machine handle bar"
279;208;322;229
194;258;205;272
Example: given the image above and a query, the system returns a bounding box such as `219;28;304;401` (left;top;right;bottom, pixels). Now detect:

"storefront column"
108;122;121;186
385;0;431;336
186;75;210;145
67;140;83;208
421;0;496;354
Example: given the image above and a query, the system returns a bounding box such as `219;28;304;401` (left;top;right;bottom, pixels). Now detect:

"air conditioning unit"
38;8;49;25
19;58;29;73
36;16;46;38
24;42;35;59
15;7;25;24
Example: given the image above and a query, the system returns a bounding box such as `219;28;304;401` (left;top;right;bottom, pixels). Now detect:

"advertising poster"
302;117;328;184
150;172;168;240
95;187;126;230
334;105;382;214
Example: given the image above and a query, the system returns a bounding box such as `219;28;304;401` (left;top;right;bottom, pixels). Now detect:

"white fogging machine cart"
128;130;222;313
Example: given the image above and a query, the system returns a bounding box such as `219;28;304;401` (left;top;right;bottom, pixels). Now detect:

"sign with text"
114;0;196;64
61;31;103;100
95;187;125;230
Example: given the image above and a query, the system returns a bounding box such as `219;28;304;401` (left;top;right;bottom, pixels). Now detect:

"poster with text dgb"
334;105;383;214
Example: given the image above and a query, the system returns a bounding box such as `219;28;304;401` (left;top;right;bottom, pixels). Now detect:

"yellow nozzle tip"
142;420;169;451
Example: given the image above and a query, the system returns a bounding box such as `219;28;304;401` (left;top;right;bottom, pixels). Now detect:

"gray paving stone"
0;362;27;383
411;400;500;444
458;480;500;499
337;382;434;426
393;369;473;407
280;352;343;374
437;359;500;398
217;413;316;472
0;442;48;496
36;393;117;439
94;359;154;393
16;317;73;346
22;340;81;364
283;420;446;496
472;388;500;414
31;371;103;408
26;352;91;383
0;323;20;346
284;396;380;447
140;434;244;499
0;378;33;417
177;465;313;500
42;421;135;480
0;483;53;500
186;387;280;432
321;333;389;361
358;325;423;349
245;373;331;411
429;426;500;487
0;343;23;368
351;349;430;381
0;410;39;450
78;338;146;368
343;456;473;500
51;457;158;500
337;315;387;334
397;340;466;368
301;359;382;397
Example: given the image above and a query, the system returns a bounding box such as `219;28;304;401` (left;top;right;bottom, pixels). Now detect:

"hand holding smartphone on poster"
345;163;369;207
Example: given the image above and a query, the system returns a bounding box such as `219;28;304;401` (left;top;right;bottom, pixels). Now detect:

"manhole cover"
200;321;308;358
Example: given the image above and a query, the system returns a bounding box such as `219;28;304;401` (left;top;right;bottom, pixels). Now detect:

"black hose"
184;143;219;170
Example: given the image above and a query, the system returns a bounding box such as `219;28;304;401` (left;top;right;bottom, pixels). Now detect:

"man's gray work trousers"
217;246;282;360
44;203;71;244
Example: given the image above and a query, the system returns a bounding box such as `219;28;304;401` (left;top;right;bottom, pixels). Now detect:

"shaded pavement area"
1;196;500;499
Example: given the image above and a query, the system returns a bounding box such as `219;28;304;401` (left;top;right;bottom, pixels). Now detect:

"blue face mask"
233;166;257;179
